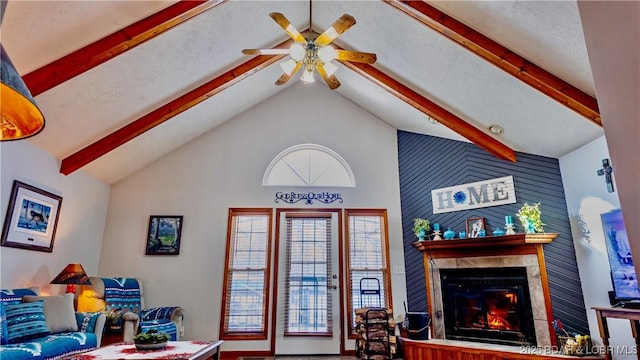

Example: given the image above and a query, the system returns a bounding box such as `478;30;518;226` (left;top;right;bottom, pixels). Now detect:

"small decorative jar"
443;228;456;240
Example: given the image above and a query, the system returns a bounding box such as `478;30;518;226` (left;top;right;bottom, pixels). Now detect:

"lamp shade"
1;45;45;141
50;263;91;286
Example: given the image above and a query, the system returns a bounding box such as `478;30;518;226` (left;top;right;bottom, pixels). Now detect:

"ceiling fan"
242;8;377;90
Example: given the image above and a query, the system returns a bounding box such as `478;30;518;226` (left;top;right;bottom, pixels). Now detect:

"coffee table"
69;340;223;360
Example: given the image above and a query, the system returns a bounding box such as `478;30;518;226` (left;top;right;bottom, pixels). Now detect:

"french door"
274;210;341;355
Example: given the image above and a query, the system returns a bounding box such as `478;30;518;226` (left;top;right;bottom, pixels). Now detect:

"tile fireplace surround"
412;233;558;348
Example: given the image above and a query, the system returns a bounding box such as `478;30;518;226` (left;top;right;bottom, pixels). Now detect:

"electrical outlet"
392;265;405;275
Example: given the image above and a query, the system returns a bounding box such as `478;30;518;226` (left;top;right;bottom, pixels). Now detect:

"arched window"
263;144;356;187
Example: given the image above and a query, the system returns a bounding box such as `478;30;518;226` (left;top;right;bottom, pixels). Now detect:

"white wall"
0;140;110;294
99;83;407;351
579;1;640;285
560;136;635;358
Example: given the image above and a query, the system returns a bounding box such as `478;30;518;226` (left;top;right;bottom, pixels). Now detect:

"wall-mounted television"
601;209;640;304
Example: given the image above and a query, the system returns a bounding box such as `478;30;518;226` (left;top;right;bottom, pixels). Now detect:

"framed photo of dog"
1;180;63;252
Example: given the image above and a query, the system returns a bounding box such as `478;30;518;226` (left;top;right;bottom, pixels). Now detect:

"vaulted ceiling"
1;1;603;184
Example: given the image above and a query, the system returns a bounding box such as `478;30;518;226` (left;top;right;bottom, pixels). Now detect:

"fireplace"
440;267;537;346
412;233;558;348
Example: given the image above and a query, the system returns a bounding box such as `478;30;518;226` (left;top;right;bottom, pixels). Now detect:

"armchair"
77;277;183;342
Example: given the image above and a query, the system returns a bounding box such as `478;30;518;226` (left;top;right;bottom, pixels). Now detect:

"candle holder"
505;223;516;235
432;229;442;240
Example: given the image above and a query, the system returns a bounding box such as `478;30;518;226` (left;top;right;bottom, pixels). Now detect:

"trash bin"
404;312;430;340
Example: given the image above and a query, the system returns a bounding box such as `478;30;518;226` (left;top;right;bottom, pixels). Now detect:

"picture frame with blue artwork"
601;209;640;303
146;215;183;255
1;180;63;252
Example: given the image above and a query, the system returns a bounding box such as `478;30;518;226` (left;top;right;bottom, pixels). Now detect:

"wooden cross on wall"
597;158;615;193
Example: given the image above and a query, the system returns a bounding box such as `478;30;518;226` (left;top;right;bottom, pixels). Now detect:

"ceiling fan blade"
269;12;307;44
316;63;341;90
314;14;356;47
334;49;377;64
242;49;290;56
275;62;303;85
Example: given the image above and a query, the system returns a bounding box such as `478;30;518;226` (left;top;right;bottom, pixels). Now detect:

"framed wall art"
1;180;63;252
146;215;183;255
466;217;486;238
601;209;640;302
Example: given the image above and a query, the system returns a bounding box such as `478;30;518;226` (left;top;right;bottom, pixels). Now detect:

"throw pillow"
0;303;7;345
23;293;78;333
4;301;50;343
75;312;102;333
0;287;39;305
1;287;40;345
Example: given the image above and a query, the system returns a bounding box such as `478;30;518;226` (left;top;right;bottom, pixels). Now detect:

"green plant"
517;202;545;233
133;329;170;344
412;218;431;237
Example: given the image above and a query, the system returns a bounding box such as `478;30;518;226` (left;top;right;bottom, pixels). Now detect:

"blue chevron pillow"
5;301;50;343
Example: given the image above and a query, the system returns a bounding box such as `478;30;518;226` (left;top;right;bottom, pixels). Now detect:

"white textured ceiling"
1;1;603;184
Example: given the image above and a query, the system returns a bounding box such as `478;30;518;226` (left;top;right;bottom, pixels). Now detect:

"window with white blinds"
220;209;272;339
284;214;333;335
345;209;392;336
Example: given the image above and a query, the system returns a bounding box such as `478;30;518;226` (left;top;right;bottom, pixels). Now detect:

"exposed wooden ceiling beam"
340;59;517;162
23;0;225;96
386;0;601;127
60;40;293;176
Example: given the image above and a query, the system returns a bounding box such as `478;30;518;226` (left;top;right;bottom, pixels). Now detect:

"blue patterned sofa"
0;287;106;360
77;277;183;343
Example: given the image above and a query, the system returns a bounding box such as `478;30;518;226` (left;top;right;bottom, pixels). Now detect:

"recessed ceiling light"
428;117;438;125
488;124;504;135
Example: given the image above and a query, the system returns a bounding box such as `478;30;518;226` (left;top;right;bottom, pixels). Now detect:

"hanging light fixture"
1;45;45;141
242;3;377;90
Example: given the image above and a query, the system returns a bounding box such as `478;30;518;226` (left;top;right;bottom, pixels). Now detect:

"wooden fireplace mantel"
414;232;560;348
412;233;558;259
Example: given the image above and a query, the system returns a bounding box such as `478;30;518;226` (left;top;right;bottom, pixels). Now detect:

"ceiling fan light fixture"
290;43;306;61
280;59;298;76
317;46;335;63
246;12;375;90
301;69;315;84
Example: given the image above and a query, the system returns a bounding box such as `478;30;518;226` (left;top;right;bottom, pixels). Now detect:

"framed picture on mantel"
466;217;485;238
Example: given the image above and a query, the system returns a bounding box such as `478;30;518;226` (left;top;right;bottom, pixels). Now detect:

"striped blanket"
103;278;141;334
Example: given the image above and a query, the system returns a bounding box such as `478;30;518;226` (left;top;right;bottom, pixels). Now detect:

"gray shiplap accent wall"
398;131;589;336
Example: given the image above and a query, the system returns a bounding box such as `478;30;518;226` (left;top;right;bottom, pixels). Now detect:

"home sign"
431;176;516;214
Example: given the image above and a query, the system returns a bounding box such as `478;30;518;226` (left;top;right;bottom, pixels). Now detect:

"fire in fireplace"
440;267;537;346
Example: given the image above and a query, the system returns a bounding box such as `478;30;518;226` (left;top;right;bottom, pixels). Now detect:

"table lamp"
50;263;91;294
